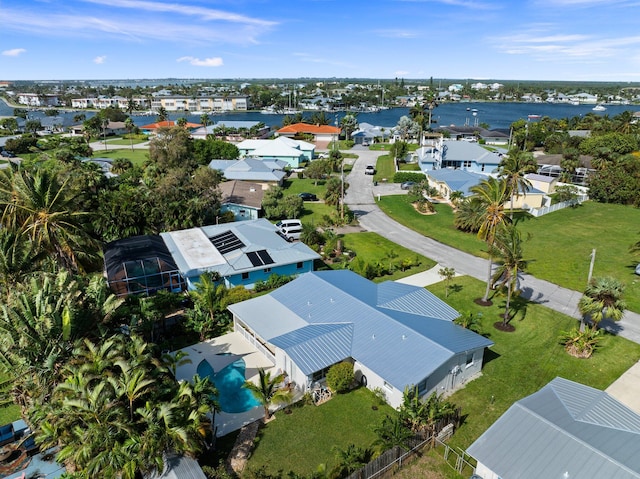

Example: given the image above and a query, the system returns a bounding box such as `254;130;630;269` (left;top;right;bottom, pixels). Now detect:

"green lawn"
92;148;149;167
373;154;396;182
426;275;640;450
341;232;436;281
245;388;395;476
378;196;640;312
105;137;148;146
0;373;20;426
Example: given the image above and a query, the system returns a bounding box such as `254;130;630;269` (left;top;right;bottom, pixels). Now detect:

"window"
383;381;393;391
466;352;474;367
296;262;304;269
463;160;472;169
481;163;485;172
264;267;272;273
241;272;249;280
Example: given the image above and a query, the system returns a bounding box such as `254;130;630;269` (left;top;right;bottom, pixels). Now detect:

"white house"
468;377;640;479
236;136;315;167
228;270;494;408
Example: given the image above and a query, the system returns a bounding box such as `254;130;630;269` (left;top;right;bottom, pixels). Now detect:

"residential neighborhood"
1;74;640;479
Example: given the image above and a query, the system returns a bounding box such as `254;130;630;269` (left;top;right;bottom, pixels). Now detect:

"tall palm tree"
578;277;626;330
243;368;292;422
0;229;43;300
0;168;100;273
470;177;511;303
498;148;536;218
124;117;135;151
491;224;528;326
199;113;210;130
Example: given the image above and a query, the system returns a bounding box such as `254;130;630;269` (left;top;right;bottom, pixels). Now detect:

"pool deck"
175;332;277;437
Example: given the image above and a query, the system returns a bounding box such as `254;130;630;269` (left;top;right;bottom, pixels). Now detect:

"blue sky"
1;0;640;81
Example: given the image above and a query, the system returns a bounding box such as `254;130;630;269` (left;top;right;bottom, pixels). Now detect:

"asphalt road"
343;146;640;344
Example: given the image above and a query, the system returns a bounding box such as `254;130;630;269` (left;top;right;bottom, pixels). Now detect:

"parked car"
276;219;303;242
365;165;375;175
362;140;370;147
298;192;318;201
400;181;416;190
0;150;16;158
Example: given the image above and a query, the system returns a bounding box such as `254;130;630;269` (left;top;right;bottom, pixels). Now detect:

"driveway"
343;148;640;345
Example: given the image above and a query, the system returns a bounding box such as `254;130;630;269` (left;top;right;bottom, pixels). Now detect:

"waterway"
2;98;639;131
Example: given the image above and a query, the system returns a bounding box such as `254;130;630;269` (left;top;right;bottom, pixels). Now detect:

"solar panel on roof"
246;249;274;267
257;250;274;265
210;230;245;254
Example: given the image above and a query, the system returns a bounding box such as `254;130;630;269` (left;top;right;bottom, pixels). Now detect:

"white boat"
592;104;606;111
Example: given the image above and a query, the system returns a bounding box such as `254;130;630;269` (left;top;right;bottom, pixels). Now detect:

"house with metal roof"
351;122;393;145
235;136;315;167
208;158;288;186
467;377;640;479
160;218;320;290
417;140;503;174
218;180;265;221
227;270;493;408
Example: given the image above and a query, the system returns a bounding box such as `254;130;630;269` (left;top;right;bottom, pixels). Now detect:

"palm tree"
578;277;626;330
176;117;188;128
330;443;372;478
498;148;536;218
124;117;135;151
200;113;210;129
453;196;484;233
0;168;100;273
156;106;168;122
491;224;528;326
373;415;413;453
470;177;511;304
243;368;292;422
0;229;43;299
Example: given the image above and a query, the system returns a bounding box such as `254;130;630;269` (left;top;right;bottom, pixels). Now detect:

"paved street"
343;147;640;344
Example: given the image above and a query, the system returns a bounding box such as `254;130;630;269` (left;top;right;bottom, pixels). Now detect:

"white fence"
528;195;589;217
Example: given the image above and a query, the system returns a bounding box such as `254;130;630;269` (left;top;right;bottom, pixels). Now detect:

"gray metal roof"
145;455;207;479
160;218;320;279
229;270;493;390
467;377;640;479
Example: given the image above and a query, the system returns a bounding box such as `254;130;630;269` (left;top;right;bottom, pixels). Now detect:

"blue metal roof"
467;377;640;479
231;270;493;390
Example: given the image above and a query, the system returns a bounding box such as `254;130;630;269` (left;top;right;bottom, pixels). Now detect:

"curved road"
344;146;640;344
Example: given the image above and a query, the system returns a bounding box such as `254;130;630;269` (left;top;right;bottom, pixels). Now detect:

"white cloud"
395;70;410;76
94;55;107;64
374;29;420;39
2;48;26;57
177;56;223;67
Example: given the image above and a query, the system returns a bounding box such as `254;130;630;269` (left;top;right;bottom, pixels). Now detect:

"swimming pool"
197;357;261;414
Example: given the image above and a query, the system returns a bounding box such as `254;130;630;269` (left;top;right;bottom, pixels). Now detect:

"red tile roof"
276;123;341;135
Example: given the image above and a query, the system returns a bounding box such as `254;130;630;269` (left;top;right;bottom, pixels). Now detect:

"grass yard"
426;275;640;450
0;374;20;426
245;388;395;477
340;232;436;281
105;137;148;146
373;154;396;182
378;196;640;312
92;148;149;167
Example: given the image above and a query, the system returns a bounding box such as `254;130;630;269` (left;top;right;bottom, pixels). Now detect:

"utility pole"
587;249;596;284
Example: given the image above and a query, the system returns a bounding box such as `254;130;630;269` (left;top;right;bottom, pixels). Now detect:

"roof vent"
307;301;312;306
330;298;334;303
372;334;376;340
402;334;407;340
249;187;256;192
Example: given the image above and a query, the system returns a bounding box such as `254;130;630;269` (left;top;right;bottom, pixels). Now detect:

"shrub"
326;361;354;393
254;273;294;292
392;171;426;183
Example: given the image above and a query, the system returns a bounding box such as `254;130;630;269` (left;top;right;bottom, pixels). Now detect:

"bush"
392;171;426;184
326;362;354;393
254;273;294;292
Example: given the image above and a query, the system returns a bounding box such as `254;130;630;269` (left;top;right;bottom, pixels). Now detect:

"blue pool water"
197;357;261;414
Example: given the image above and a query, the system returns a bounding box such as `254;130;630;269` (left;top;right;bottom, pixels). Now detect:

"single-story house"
219;180;265;221
208;158;288;186
425;169;486;200
467;377;640;479
351;122;393;145
140;120;203;135
425;169;546;209
276;123;341;145
236;136;315;167
525;173;558;194
160;218;320;290
82;157;116;178
434;126;510;145
69;120;128;137
417;140;503;174
228;270;494;408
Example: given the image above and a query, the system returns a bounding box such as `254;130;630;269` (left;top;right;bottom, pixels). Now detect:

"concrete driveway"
342;148;640;345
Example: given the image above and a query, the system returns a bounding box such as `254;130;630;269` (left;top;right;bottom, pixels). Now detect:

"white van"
275;219;302;242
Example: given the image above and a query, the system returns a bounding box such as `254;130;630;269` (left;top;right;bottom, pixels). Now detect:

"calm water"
2;98;640;130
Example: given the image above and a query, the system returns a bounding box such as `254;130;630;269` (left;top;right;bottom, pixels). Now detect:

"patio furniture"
0;424;14;447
